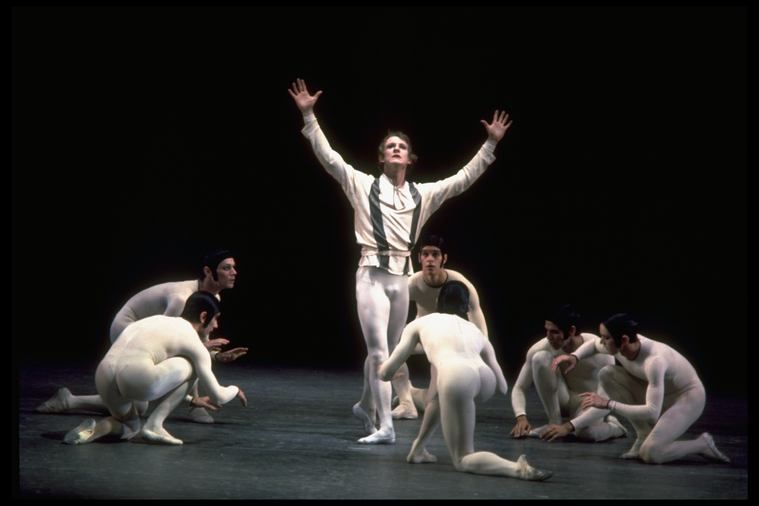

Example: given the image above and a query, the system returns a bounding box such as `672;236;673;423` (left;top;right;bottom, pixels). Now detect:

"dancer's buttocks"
436;359;496;405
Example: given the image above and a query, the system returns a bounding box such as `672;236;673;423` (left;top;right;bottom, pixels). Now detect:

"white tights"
95;355;197;439
599;364;708;463
354;267;411;432
412;360;523;477
531;350;620;441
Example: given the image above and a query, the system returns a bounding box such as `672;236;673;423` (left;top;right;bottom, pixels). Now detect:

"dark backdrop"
12;7;746;395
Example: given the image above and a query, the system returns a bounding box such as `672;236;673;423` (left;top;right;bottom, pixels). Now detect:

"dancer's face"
545;320;569;350
379;136;411;170
419;246;447;278
216;258;237;289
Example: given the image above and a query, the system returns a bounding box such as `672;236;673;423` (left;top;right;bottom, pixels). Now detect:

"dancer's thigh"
356;267;391;352
438;362;480;460
115;356;194;402
643;386;705;453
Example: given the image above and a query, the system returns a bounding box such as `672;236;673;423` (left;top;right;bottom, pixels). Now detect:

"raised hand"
480;110;513;143
288;78;323;114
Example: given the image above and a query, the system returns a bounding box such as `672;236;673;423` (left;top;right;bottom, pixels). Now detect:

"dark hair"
377;130;419;172
603;313;639;348
181;291;221;329
436;281;469;320
547;304;580;339
202;249;233;281
419;235;446;256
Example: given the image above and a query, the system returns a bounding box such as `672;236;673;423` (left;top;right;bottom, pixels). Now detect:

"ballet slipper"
35;388;72;413
700;432;730;463
605;415;629;438
407;449;437;464
141;427;183;445
516;455;553;481
527;424;547;438
63;419;97;445
391;404;418;420
353;403;377;435
358;427;395;444
189;407;214;424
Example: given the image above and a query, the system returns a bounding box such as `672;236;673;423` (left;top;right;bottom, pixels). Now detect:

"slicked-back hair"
603;313;640;348
547;304;581;339
180;291;221;329
436;281;470;320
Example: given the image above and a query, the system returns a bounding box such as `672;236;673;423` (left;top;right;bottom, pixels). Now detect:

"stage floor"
15;358;747;500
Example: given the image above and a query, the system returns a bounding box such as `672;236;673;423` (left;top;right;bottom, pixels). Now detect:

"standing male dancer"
393;234;490;419
289;78;512;444
553;313;730;464
35;249;246;424
509;304;627;442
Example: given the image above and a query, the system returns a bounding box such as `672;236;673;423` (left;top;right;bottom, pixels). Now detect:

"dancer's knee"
531;351;553;372
638;440;664;464
598;365;618;389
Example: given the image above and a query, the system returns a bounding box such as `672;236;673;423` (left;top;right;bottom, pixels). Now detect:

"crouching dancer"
63;291;247;446
553;313;730;464
379;281;552;481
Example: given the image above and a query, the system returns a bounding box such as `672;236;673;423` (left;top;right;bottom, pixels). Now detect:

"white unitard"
380;313;546;479
96;315;239;439
511;333;620;441
572;334;709;463
110;280;205;343
408;269;488;336
405;270;488;408
302;115;497;437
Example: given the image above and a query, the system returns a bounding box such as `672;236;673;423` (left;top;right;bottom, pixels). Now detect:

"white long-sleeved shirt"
302;116;496;275
571;334;704;425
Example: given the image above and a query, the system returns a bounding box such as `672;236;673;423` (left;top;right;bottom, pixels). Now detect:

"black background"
12;7;746;395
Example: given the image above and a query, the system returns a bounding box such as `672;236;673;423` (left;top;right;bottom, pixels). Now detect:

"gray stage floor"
15;358;747;500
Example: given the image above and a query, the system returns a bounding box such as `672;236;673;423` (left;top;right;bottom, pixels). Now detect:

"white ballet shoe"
700;432;730;463
189;407;214;424
527;424;547;438
141;427;183;445
620;438;644;459
35;388;72;413
358;427;395;445
64;419;97;444
353;403;377;435
516;454;553;481
391;404;418;420
407;449;437;464
605;415;629;438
